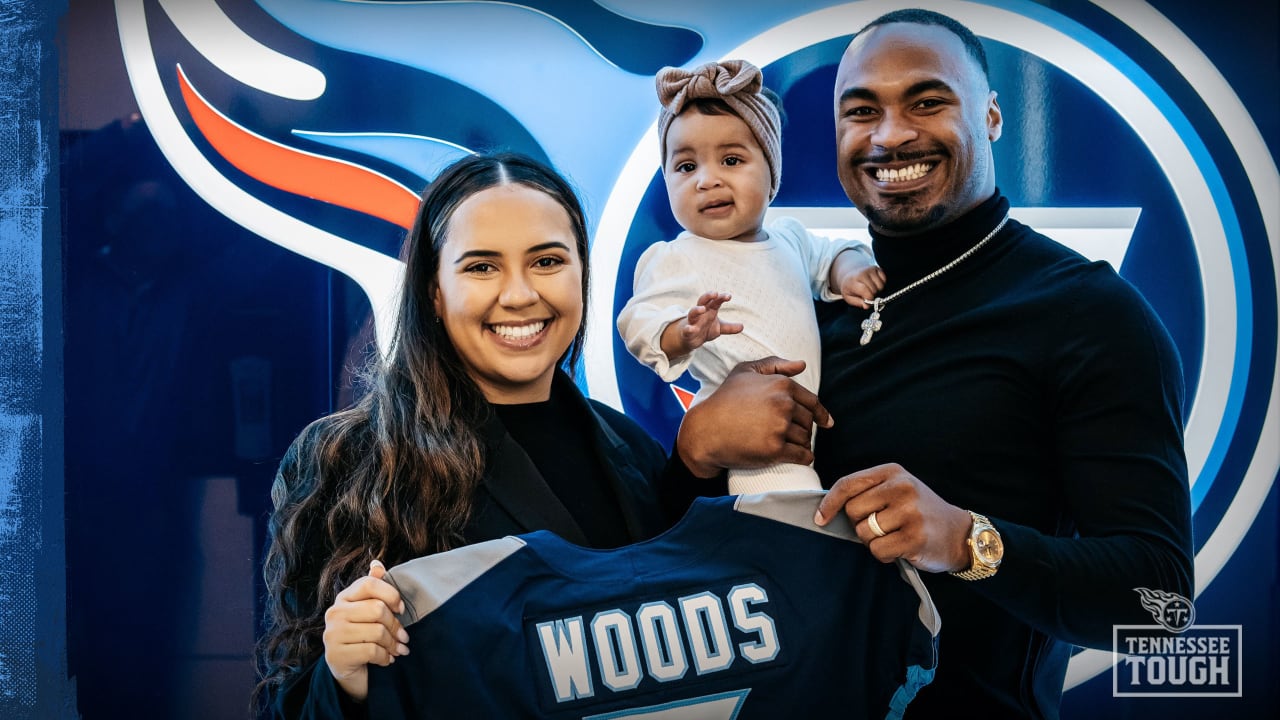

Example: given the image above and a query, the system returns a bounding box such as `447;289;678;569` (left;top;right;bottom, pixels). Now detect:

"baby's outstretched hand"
681;291;744;352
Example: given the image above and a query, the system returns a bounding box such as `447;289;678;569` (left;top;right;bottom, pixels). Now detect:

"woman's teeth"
491;322;545;340
875;162;934;183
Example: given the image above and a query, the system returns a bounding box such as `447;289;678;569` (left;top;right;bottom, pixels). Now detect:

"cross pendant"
859;299;884;346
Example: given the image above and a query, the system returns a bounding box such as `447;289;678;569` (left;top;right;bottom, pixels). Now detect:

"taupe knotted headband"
656;59;782;200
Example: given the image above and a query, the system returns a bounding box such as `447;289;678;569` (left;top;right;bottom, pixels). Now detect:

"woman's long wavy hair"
252;152;592;710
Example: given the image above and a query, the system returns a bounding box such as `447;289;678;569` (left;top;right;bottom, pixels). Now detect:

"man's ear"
987;91;1003;142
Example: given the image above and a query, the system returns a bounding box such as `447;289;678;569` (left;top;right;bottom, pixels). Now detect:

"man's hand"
814;463;973;574
676;357;832;478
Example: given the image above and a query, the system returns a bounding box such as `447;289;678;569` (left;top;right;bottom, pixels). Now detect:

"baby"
618;59;884;494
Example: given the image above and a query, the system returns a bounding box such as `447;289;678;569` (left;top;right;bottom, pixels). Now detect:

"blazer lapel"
574;400;666;542
479;410;590;547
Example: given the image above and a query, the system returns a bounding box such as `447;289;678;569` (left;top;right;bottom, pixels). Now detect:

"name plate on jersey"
525;576;789;713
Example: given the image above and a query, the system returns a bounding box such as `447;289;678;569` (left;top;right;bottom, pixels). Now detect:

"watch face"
974;528;1004;565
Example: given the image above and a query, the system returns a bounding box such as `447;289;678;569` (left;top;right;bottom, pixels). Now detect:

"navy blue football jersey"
369;491;939;719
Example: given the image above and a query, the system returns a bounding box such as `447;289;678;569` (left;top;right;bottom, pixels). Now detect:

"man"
676;9;1193;718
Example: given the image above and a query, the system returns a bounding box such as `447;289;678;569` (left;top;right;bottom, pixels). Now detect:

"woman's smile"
488;320;550;348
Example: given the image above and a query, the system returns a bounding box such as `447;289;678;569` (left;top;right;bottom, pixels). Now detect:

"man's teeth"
492;322;546;339
875;163;934;182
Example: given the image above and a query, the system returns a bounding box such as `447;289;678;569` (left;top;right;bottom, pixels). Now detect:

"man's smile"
872;162;935;183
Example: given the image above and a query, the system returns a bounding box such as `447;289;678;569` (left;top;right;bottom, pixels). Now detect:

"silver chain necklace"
859;214;1010;346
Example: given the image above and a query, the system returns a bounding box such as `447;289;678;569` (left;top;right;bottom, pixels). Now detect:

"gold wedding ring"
868;511;887;538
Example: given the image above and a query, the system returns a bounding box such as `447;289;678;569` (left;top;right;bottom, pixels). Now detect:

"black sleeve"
588;399;727;526
273;658;368;720
969;273;1194;649
656;452;729;524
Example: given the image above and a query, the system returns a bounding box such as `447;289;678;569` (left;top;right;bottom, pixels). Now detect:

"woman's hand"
322;559;410;702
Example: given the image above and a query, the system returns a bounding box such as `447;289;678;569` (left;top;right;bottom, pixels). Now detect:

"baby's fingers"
694;290;731;307
869;267;887;291
702;292;732;312
843;291;873;309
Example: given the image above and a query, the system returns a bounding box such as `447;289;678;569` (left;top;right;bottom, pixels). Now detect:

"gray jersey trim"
734;490;941;637
732;490;858;542
386;536;527;626
896;559;943;635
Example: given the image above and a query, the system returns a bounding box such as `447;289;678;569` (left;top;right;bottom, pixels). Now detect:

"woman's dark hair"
252;152;591;710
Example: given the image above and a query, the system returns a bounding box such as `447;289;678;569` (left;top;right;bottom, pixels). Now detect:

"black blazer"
464;371;670;546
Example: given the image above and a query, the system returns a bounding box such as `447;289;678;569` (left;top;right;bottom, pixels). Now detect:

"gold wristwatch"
950;511;1003;580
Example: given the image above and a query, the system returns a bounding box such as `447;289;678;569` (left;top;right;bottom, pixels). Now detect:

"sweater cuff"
818;241;875;302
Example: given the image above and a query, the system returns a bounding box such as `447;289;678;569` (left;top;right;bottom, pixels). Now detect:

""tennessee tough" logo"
1112;588;1241;697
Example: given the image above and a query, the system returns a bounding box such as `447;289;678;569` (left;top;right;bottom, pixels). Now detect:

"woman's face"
433;184;584;404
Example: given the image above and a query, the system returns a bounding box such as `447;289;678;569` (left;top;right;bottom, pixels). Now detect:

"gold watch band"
951;563;998;581
950;511;1000;581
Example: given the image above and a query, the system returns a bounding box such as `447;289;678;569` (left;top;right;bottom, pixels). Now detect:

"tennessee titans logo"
117;0;1277;695
1135;587;1196;634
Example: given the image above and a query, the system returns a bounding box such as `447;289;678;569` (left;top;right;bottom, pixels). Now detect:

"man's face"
833;22;1001;236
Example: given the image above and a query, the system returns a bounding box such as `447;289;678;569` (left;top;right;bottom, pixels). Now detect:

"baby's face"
662;109;772;243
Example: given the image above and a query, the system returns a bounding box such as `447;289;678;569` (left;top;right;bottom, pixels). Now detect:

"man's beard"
861;198;947;235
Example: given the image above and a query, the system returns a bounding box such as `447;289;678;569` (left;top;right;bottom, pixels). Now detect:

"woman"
254;153;708;718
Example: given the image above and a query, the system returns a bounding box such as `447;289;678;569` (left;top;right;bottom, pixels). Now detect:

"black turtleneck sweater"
815;192;1193;719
